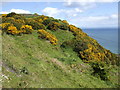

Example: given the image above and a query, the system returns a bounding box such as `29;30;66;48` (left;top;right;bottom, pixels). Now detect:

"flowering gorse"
38;29;58;45
7;25;19;35
20;25;33;34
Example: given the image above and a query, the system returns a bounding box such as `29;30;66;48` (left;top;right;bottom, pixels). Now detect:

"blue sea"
82;28;118;54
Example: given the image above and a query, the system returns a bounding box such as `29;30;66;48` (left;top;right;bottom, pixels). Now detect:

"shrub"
6;12;17;17
2;14;7;17
1;23;11;34
20;25;33;34
62;20;69;25
25;18;45;30
42;18;52;26
38;23;46;30
15;19;25;24
7;25;19;35
61;40;73;48
38;29;58;45
34;15;49;22
78;43;118;66
61;38;88;50
59;24;69;30
39;15;49;20
79;43;107;61
42;18;59;26
38;19;43;23
47;21;61;31
2;17;24;30
14;19;25;29
69;25;84;36
2;17;15;23
90;61;109;81
34;13;39;16
73;40;88;52
13;14;25;20
61;24;118;66
1;23;11;30
58;20;69;30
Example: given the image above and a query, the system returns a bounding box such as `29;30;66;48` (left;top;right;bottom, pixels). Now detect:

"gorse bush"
2;14;7;17
0;23;11;34
62;20;69;25
42;17;60;27
7;25;19;35
47;21;61;31
42;18;69;31
1;23;33;35
1;23;21;35
62;24;118;66
59;21;69;30
2;17;25;30
2;17;15;23
38;29;58;45
14;20;25;30
34;15;49;23
20;25;33;34
0;23;11;30
79;44;104;61
42;18;52;26
69;25;86;36
25;18;45;30
38;15;49;20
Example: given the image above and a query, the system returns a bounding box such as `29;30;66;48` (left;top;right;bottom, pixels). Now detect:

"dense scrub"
61;24;118;66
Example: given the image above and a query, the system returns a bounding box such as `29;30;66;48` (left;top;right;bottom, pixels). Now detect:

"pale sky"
1;0;119;28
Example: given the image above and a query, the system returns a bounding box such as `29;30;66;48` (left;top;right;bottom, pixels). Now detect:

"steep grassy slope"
1;13;119;88
2;31;118;88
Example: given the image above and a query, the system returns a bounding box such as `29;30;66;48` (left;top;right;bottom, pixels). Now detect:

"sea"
82;28;118;54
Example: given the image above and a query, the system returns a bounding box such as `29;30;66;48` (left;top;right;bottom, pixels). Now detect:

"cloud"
63;8;83;17
42;7;83;18
110;14;118;19
75;8;83;13
10;9;31;14
42;7;63;17
80;16;109;22
0;11;9;14
0;9;31;14
64;1;96;9
69;14;118;28
64;0;119;10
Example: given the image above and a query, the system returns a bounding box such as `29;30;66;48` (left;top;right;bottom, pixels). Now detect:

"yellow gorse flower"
1;23;11;30
38;29;58;45
2;14;7;17
20;25;33;34
7;25;19;34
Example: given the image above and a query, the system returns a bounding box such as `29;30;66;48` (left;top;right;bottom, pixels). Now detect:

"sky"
0;0;119;28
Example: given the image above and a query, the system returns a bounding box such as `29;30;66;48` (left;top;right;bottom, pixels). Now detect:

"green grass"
2;31;119;88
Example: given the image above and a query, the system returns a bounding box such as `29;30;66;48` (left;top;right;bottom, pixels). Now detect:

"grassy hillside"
1;12;119;88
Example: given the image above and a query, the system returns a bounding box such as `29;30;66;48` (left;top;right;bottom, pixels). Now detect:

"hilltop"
1;12;119;88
